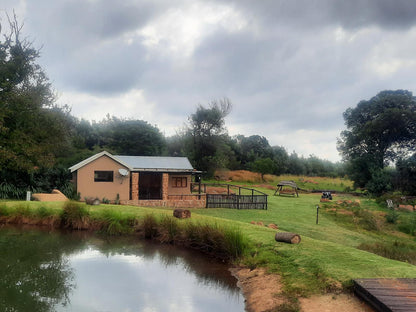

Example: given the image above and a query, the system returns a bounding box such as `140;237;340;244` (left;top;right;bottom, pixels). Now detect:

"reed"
60;201;90;230
142;214;159;239
358;240;416;265
99;209;135;235
158;215;179;243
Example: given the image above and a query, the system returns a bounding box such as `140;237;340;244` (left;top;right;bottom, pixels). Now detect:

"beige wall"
77;155;130;201
168;174;191;195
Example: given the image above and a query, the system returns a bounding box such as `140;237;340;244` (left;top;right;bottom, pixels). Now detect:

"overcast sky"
3;0;416;161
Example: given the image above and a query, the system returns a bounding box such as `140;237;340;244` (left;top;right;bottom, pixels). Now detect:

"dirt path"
230;267;375;312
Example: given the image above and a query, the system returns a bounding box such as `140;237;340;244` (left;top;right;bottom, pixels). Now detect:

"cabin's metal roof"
114;155;194;171
69;151;194;173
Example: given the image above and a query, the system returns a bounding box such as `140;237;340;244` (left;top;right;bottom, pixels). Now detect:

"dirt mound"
300;294;374;312
230;268;286;312
32;189;68;202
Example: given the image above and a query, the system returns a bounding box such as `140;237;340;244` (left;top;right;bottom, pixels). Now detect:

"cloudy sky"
3;0;416;161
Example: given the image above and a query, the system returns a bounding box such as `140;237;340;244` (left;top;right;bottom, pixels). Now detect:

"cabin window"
172;177;187;188
94;171;114;182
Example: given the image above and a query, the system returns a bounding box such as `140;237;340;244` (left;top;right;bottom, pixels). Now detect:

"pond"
0;226;245;312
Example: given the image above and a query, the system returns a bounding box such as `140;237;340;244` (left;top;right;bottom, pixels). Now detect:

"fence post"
227;184;230;195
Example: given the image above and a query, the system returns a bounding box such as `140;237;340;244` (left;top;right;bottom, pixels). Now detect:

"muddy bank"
230;267;374;312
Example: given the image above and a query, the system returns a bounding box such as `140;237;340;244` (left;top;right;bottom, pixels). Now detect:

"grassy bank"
0;201;248;261
1;191;416;298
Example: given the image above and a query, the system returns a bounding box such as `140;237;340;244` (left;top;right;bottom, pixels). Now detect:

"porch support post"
132;172;139;200
162;173;169;201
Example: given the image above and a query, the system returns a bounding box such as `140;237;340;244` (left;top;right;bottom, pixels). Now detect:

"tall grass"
158;215;179;243
181;221;247;260
100;209;135;235
139;214;249;260
142;214;159;239
358;241;416;264
35;206;55;218
223;226;248;259
60;201;90;230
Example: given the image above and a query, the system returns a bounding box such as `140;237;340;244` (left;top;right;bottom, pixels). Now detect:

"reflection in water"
0;226;244;312
0;226;78;312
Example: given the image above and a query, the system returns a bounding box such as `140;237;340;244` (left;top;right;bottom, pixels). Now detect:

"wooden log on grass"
173;209;191;219
275;232;301;244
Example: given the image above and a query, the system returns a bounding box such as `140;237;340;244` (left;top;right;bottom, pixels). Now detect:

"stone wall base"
122;199;206;208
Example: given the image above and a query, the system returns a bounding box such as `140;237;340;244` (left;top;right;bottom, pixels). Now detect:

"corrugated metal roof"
114;155;194;171
69;151;130;173
69;151;195;172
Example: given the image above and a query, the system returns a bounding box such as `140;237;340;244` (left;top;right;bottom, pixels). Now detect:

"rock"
268;223;278;229
85;197;100;205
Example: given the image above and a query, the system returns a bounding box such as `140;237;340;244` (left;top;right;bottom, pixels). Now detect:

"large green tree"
94;116;166;156
187;98;232;173
0;15;72;174
338;90;416;188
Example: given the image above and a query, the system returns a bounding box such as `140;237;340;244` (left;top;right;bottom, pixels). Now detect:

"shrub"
60;182;78;200
36;206;55;218
397;213;416;236
365;169;392;197
61;201;90;229
158;215;179;243
100;209;134;235
13;205;33;217
223;226;248;259
385;209;399;224
0;203;9;216
354;209;380;231
358;241;416;264
142;214;158;239
182;222;248;260
0;183;26;199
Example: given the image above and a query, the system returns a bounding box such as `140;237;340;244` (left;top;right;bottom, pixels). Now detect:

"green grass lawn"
192;190;416;293
2;189;416;296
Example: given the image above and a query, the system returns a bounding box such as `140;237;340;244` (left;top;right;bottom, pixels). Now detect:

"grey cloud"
58;39;148;94
218;0;416;30
4;0;416;161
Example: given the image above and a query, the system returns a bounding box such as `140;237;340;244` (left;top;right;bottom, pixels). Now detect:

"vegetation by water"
2;191;416;300
0;201;248;261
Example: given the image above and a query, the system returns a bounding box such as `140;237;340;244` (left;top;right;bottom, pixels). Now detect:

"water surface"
0;226;244;312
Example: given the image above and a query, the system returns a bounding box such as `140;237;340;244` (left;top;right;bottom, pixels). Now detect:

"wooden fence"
191;182;268;210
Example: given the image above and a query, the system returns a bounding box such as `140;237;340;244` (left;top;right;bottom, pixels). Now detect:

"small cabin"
69;151;204;208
